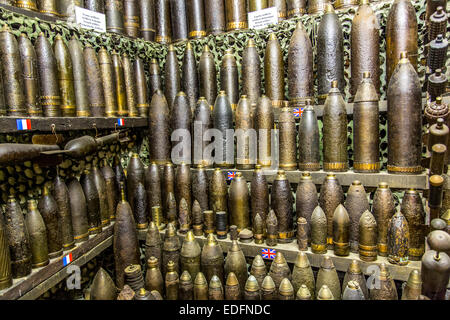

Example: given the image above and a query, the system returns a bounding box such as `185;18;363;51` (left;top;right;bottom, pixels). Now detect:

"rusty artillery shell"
242;39;261;107
261;275;276;300
428;70;447;102
67;179;89;243
111;52;127;117
145;163;162;218
162;222;181;277
256;95;274;168
68;38;90;117
225;272;242;299
199;45;217;108
53;175;74;250
386;0;418;84
123;0;140;38
149;90;171;164
287;0;306;17
266;209;278;246
180;231;201;280
171;93;192;163
165;261;179;300
332;204;350;256
35;33;60;117
80;170;102;235
25;200;49;268
387;210;410;265
192;166;209;214
421;248;450;300
101;160;117;221
345;180;370;253
194;272;209;300
288;21;313;107
401;189;425;261
205;0;225;35
253;213;265;244
144;222;162;269
169;0;188;42
90;268;117;300
251;165;269;223
269;252;291;296
165;45;180;109
278;106;297;170
271;170;294;242
92;166;110;228
342;280;365;300
4;196;32;278
342;260;369;299
83;45;104;117
224;240;248;293
225;0;247;30
244;275;261;300
358;210;378;262
0;209;11;290
353;71;380;172
0;26;26;116
145;256;164;295
122;54;138;117
175;162;192;221
292;252;315;299
248;0;267;11
372;182;396;256
264;33;284;108
193;97;213;167
37;0;58;16
57;0;81;19
182;42;199;114
133;181;148;229
98;48;116;117
350;0;380;96
401;269;422;300
15;0;37;10
296;217;308;250
114;156;126;201
201;233;224;284
235;96;255;169
192;200;204;236
213;91;234;167
230;172;250;232
85;0;105;13
298;104;320;170
323;80;348;171
220;49;239;111
105;0;124;34
134;58;149;117
53;35;76;117
149;58;162;96
369;263;398;300
296;172;318;242
387;52;422;174
155;0;171;43
250;255;267;288
311;206;327;254
186;0;206;39
208;275;224;300
317;4;344;102
296;284;312;300
428;6;447;43
139;0;155;41
18;34;41;116
316;256;341;300
278;278;294;300
179;270;194;300
127;153;144;215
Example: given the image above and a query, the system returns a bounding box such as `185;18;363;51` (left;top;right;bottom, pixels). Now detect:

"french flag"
16;119;31;130
117;118;125;126
62;253;73;266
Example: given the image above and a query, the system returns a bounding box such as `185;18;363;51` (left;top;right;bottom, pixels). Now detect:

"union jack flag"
293;107;304;118
261;248;276;260
227;171;236;180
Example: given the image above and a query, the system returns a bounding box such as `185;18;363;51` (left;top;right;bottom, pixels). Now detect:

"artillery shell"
192;165;209;213
387;210;410;265
248;0;267;11
67;179;89;243
345;180;370;253
369;263;398;300
333;204;350;256
111;52;127;117
85;0;104;13
53;175;75;250
428;69;447;102
166;192;177;225
80;170;102;235
145;162;162;217
229;172;250;231
225;272;242;299
0;209;12;289
105;0;124;34
186;0;206;39
205;0;225;35
261;275;276;300
244;275;261;300
224;240;248;293
271;170;293;243
401;269;422;300
208;275;224;300
133;181;148;229
90;267;117;300
219;49;239;112
179;270;194;300
170;0;188;41
250;255;267;288
175;162;192;220
165;45;180;109
287;0;306;17
122;54;138;117
298;104;320;170
149;58;162;96
145;256;164;295
57;0;80;20
98;48;117;117
193;97;213;167
401;189;425;261
68;38;90;117
37;0;58;16
182;42;199;114
201;233;224;284
235;95;255;169
124;0;140;38
266;209;278;247
421;248;450;300
0;53;5;116
278;278;294;300
179;198;192;231
342;260;369;299
296;172;318;242
296;284;311;300
251;165;269;223
140;0;155;41
225;0;248;31
296;217;308;250
92;166;110;228
101;160;117;221
114;156;126;201
255;95;274;168
291;252;315;299
165;261;179;300
144;222;163;269
359;210;378;262
180;231;201;280
194;272;208;300
342;280;365;300
149;90;170;164
316;256;341;300
192;200;204;236
268;252;291;296
134;58;149;117
308;0;328;14
204;210;215;234
242;39;261;107
278;107;297;170
269;0;286;20
216;211;228;239
25;200;49;268
199;45;217;108
127;153;145;214
162;222;181;277
372;182;396;256
213;92;234;167
311;206;327;254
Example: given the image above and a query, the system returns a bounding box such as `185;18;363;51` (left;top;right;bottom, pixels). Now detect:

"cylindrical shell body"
37;0;58;16
242;40;261;107
401;189;425;261
264;34;285;107
342;260;369;299
333;204;350;256
149;59;162;96
68;179;89;243
122;55;138;117
235;96;255;169
201;236;224;284
163;163;176;221
194;272;209;300
256;95;274;168
296;218;308;250
182;43;199;114
311;206;327;254
179;271;194;300
372;183;396;256
359;210;378;262
98;48;116;117
229;173;250;231
266;210;278;246
25;201;49;268
37;190;62;259
369;264;398;300
0;211;11;290
186;0;206;39
175;162;192;220
251;166;269;223
126;154;145;214
80;171;102;235
209;169;228;221
295;173;318;242
140;0;155;41
208;276;224;300
144;222;163;269
269;0;287;20
192;167;209;213
316;257;341;300
123;0;140;38
171;93;192;163
145;164;162;217
205;0;225;34
53;176;75;250
298;106;320;170
155;0;171;43
278;107;297;170
101;163;117;221
92;167;110;228
213;93;233;167
135;58;149;117
149;90;171;164
224;241;248;293
85;0;104;12
225;0;247;31
387;211;410;265
220;50;239;110
193;98;213;167
105;0;125;34
84;46;105;117
57;0;81;19
421;250;450;300
271;172;293;242
170;0;188;41
345;181;370;253
287;0;306;17
292;253;315;299
248;0;267;11
54;36;76;117
164;46;180;109
180;233;201;280
111;52;127;117
133;182;148;229
268;253;292;295
162;225;181;276
199;48;217;108
68;39;90;117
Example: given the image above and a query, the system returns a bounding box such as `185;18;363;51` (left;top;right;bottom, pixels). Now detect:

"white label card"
75;6;106;33
248;7;278;30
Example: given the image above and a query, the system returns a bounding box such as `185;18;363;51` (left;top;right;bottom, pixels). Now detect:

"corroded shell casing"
114;156;126;200
224;240;248;293
133;181;148;229
296;172;318;242
342;260;369;299
369;263;398;300
265;209;278;246
205;0;225;35
268;252;291;296
241;39;260;108
401;189;425;261
298;104;320;170
67;179;89;243
255;95;274;168
208;275;224;300
345;180;370;253
135;58;149;117
144;222;163;269
225;0;248;31
264;33;284;108
166;192;177;225
182;42;199;114
278;278;294;300
225;272;242;300
180;231;201;280
308;0;327;14
90;268;117;300
175;162;192;221
213;92;234;167
149;90;171;164
421;249;450;300
220;49;239;111
372;182;396;256
287;0;306;17
57;0;81;19
127;153;145;214
37;0;58;16
192;201;204;235
278;107;297;170
68;38;90;117
186;0;206;39
271;171;293;242
92;166;110;228
199;45;217;108
192;166;209;213
165;261;179;300
149;58;162;96
311;206;327;254
292;252;315;299
261;275;276;300
316;256;341;300
85;0;105;13
98;48;117;117
0;208;12;290
201;234;224;284
80;170;102;235
332;204;350;256
359;210;378;262
122;54;138;117
101;160;117;221
25;200;49;268
145;256;164;295
235;96;255;169
124;0;140;38
229;172;250;231
140;0;155;41
248;0;267;11
251;165;269;223
387;210;410;265
244;275;261;300
164;45;181;110
194;272;209;300
179;270;194;300
162;222;181;277
193;97;213;167
269;0;287;20
37;188;62;260
53;175;75;250
105;0;125;34
296;217;308;250
111;52;127;117
170;0;188;41
250;255;267;288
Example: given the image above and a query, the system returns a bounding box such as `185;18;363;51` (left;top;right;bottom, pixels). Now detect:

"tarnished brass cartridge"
57;0;81;20
179;270;194;300
298;104;320;171
122;54;138;117
85;0;105;13
0;209;11;290
199;45;217;108
213;92;234;167
37;0;58;16
165;45;180;109
192;201;204;236
105;0;125;34
124;0;140;38
83;45;104;117
259;275;275;300
332;204;350;256
429;175;444;221
80;170;102;235
194;272;208;300
111;52;128;117
165;261;179;300
387;210;410;265
244;275;261;300
98;48;116;117
25;200;49;268
133;181;148;229
269;0;287;20
296;217;308;250
229;172;250;231
54;35;76;117
308;0;328;14
255;95;274;167
358;210;378;262
186;0;206;39
205;0;225;35
180;231;201;281
296;172;318;242
149;90;170;164
372;182;395;256
140;0;156;41
278;106;297;170
292;252;315;299
316;256;341;300
53;175;75;250
401;269;422;300
266;209;278;246
220;49;239;111
224;240;248;293
201;233;224;284
271;170;294;242
251;165;269;223
242;39;260;107
16;0;37;10
18;34;41;116
67;38;90;117
268;252;291;295
345;180;370;253
401;189;425;261
134;58;149;117
311;206;327;254
428;69;447;102
225;272;242;300
428;34;447;72
208;275;224;300
149;58;162;96
225;0;248;31
155;0;171;43
162;222;181;277
369;263;398;300
342;260;369;299
67;179;89;243
264;33;284;108
171;93;192;163
182;42;199;114
192;166;209;214
430;144;446;176
287;0;306;17
169;0;188;41
144;222;163;269
235;96;255;169
250;255;266;288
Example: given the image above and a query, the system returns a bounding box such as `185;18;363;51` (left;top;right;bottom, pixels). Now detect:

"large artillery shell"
38;187;62;259
155;0;171;43
165;261;179;300
83;45;105;117
316;256;341;300
111;52;127;116
369;263;398;300
193;97;213;167
311;206;327;254
0;209;11;289
387;210;410;265
194;272;208;300
0;26;26;116
350;0;380;96
122;54;138;117
80;170;102;235
387;52;422;174
170;0;188;41
271;171;293;242
266;209;278;246
345;181;370;253
213;92;234;167
401;269;422;300
175;162;192;219
248;0;267;11
180;231;201;280
85;0;105;13
165;45;180;109
269;0;287;20
199;45;217;108
323;81;348;171
171;93;192;163
90;268;117;300
250;255;267;288
359;210;378;261
298;104;320;170
332;204;350;256
105;0;124;34
18;34;41;116
428;6;447;43
134;58;149;117
342;260;369;299
149;58;162;96
140;0;155;41
296;172;318;242
235;96;255;169
261;275;276;300
229;172;250;231
224;240;248;293
192;200;204;236
296;217;308;250
242;39;261;108
35;33;60;117
5;196;32;278
37;0;58;16
53;35;76;117
53;175;75;250
201;234;224;284
278;107;297;170
220;49;239;111
162;222;181;276
287;0;306;17
98;48;116;117
208;275;224;300
67;179;89;243
421;249;450;300
149;90;171;164
145;163;162;216
101;161;117;221
25;200;49;268
317;4;344;102
372;182;396;256
268;252;291;295
225;272;242;299
225;0;247;31
386;0;418;84
92;166;110;228
15;0;37;11
182;42;199;114
292;252;315;299
163;162;176;220
179;270;194;300
124;0;140;38
205;0;225;35
127;153;145;215
353;72;380;172
264;33;284;108
192;166;209;213
251;165;269;223
401;189;425;261
144;222;163;269
68;38;90;117
133;181;148;229
288;21;313;107
186;0;206;39
255;95;274;168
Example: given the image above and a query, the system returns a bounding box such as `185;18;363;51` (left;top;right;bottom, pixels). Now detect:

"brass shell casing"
242;39;261;107
278;107;297;170
205;0;225;35
387;211;410;265
298;105;320;170
25;200;49;268
98;48;117;117
134;58;149;117
122;54;138;117
271;171;294;242
255;95;274;168
105;0;125;34
186;0;206;39
124;0;140;38
67;179;89;243
53;175;75;250
111;52;128;116
358;210;378;262
68;38;90;117
225;0;248;31
296;172;318;242
149;90;171;164
139;0;156;41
